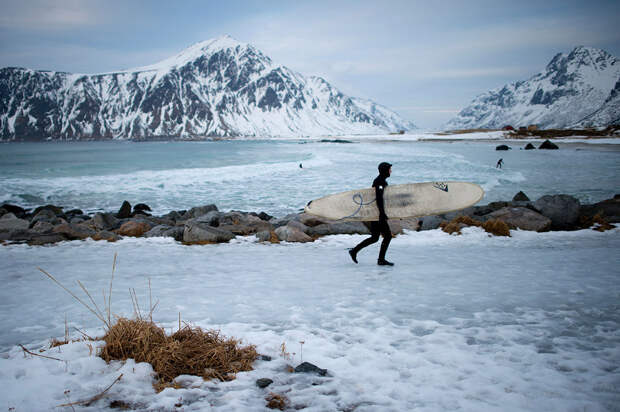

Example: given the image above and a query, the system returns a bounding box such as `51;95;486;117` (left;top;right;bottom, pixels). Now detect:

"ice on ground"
1;228;618;411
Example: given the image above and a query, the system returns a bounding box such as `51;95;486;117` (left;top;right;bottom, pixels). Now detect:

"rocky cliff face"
446;46;620;129
0;36;415;140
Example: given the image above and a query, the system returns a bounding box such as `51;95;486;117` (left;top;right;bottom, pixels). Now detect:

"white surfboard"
304;182;484;221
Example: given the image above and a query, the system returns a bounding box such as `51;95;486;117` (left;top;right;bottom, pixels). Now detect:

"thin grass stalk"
108;253;117;327
77;280;107;327
38;268;109;328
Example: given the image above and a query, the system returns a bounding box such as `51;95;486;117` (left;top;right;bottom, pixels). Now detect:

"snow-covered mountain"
0;36;415;140
446;46;620;129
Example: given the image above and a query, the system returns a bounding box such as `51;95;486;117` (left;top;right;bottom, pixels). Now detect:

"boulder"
185;204;218;219
92;231;120;242
274;225;313;243
1;204;27;219
524;143;536;150
270;213;300;229
133;203;152;213
53;222;97;240
255;230;278;243
298;213;328;227
32;221;55;233
183;220;235;244
539;140;559;150
219;213;274;236
32;204;64;218
495;144;511;151
117;221;152;237
92;213;120;231
512;191;530;202
27;233;68;246
145;225;184;241
306;221;370;237
161;210;185;222
0;213;30;232
30;209;65;227
580;195;620;223
482;207;551;232
117;201;132;219
256;378;273;389
533;195;580;230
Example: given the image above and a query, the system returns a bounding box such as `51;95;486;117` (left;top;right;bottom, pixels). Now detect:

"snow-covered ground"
1;227;619;411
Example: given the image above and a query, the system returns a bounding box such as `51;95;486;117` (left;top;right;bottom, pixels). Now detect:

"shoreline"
1;193;618;247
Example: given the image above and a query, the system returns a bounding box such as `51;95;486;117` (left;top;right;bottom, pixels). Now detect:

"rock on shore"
0;195;617;246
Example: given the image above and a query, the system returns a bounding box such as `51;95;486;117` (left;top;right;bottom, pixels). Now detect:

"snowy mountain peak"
446;46;620;129
0;36;415;140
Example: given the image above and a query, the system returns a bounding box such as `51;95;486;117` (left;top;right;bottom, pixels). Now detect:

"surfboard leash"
335;193;376;221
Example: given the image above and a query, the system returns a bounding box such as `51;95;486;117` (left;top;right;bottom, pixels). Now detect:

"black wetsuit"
350;167;392;262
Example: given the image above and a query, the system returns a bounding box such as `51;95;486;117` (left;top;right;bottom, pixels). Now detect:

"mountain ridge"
445;46;620;130
0;35;415;140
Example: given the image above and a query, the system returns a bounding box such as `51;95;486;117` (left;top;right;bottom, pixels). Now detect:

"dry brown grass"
441;215;511;237
482;219;511;237
265;392;289;410
99;318;258;387
581;213;617;232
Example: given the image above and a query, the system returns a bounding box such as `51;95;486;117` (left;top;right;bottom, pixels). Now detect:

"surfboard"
304;182;484;221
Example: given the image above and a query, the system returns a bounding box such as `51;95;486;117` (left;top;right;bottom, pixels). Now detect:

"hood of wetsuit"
378;162;392;177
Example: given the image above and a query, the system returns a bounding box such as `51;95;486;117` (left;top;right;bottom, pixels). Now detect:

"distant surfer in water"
349;162;394;266
496;158;504;169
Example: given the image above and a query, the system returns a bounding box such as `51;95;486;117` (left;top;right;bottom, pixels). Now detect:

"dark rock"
65;208;85;217
133;203;152;213
185;204;218;219
256;378;273;389
539;140;559;150
294;362;327;376
496;144;511;151
533;194;580;230
92;213;120;231
32;204;64;217
27;233;68;246
481;207;551;232
259;355;273;361
145;225;185;241
1;204;27;219
524;143;536;150
257;212;273;221
52;222;96;240
306;221;370;237
579;196;620;223
32;221;55;233
183;220;235;243
255;230;277;242
0;214;30;232
161;210;185;222
30;209;65;227
117;201;132;219
512;191;530;202
91;230;120;242
274;225;312;242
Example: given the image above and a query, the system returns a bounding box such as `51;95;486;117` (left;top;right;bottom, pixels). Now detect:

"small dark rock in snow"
256;378;274;388
294;362;327;376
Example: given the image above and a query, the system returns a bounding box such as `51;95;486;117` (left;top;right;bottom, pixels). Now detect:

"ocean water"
0;139;618;216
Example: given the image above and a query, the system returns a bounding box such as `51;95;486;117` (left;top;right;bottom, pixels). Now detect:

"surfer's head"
378;162;392;177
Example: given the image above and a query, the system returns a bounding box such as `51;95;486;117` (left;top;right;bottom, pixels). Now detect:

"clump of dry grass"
581;213;616;232
481;219;511;237
440;215;511;237
100;319;257;386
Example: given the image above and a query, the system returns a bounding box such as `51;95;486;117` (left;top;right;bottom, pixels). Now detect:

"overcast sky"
1;0;619;129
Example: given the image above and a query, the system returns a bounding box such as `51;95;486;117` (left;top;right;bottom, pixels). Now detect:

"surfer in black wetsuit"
349;162;394;266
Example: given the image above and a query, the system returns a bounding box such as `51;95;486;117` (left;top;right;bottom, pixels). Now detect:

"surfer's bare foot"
349;249;358;264
377;259;394;266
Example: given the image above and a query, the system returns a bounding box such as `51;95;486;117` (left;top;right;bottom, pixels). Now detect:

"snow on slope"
446;46;620;130
0;36;416;140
